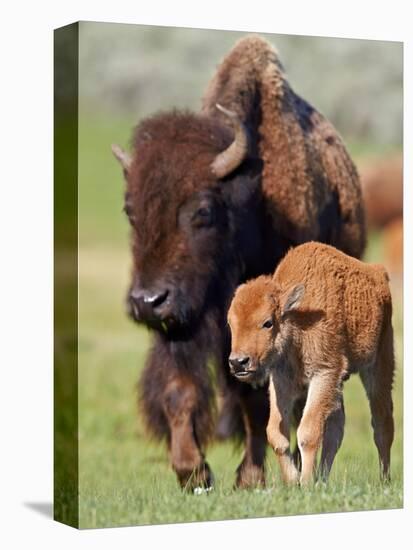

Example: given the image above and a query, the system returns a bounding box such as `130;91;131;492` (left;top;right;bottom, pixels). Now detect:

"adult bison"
112;35;366;490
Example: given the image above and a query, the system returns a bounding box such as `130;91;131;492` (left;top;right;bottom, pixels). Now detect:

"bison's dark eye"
262;319;273;329
192;205;214;227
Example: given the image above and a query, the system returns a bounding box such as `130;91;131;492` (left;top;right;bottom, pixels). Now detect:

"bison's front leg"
139;338;214;492
235;383;269;489
163;377;213;491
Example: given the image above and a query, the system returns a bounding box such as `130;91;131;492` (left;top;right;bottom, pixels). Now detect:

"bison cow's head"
112;106;263;337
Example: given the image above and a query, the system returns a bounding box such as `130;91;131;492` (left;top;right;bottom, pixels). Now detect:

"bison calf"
228;242;395;485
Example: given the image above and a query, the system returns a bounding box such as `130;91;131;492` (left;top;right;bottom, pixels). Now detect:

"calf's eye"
262;319;273;329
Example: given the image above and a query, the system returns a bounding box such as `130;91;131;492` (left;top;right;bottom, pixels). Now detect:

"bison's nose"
143;289;169;309
129;287;169;320
229;354;251;372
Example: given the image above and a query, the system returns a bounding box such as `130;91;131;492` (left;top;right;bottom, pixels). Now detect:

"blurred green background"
73;23;403;528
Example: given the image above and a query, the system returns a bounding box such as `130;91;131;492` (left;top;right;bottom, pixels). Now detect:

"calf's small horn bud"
211;104;249;179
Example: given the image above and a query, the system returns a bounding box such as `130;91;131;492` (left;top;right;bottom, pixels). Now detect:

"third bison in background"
228;242;394;484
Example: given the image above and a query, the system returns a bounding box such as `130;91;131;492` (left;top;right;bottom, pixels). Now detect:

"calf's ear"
281;284;305;317
111;144;132;177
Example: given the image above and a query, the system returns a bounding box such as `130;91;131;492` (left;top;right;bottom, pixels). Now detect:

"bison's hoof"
235;464;265;489
193;485;214;495
178;461;214;492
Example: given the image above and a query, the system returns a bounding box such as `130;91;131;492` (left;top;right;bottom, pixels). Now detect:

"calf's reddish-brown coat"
228;242;395;484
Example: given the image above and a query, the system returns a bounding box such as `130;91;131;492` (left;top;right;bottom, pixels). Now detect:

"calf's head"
112;106;262;336
227;276;305;383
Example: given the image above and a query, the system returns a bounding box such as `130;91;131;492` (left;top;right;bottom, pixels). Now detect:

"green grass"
75;116;403;529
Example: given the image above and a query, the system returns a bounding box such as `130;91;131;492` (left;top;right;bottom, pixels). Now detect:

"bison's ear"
111;144;132;177
281;284;305;317
223;158;263;207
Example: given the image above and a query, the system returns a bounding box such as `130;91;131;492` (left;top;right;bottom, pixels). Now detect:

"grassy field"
76;117;403;529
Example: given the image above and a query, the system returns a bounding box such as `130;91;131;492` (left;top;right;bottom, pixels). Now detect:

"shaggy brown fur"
228;242;395;484
203;35;366;256
113;36;366;491
127;111;233;278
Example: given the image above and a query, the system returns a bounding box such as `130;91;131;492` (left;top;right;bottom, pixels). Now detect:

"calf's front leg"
297;371;341;485
319;395;345;480
266;374;299;484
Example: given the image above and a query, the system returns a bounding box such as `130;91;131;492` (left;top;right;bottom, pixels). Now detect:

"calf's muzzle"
229;354;251;376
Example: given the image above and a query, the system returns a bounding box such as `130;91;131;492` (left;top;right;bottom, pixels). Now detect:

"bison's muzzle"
129;285;171;324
